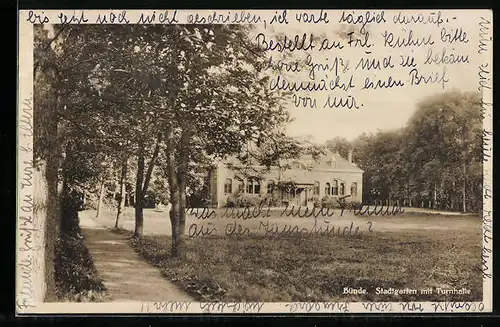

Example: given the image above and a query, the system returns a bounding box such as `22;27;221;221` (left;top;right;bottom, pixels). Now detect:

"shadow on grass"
119;227;482;303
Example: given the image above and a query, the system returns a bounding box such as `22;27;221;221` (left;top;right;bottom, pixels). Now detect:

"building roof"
302;151;364;172
220;150;363;173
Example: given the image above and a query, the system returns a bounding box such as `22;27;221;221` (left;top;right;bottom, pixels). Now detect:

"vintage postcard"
17;9;493;314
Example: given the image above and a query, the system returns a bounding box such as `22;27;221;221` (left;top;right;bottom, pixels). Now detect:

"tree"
56;25;171;237
351;90;482;211
406;90;482;211
154;25;291;258
351;130;406;205
115;155;128;228
325;136;351;159
55;24;292;257
33;24;66;301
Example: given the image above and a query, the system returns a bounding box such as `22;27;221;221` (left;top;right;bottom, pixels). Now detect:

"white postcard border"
16;9;493;314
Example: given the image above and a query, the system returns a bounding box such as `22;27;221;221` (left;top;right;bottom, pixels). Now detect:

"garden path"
79;212;193;302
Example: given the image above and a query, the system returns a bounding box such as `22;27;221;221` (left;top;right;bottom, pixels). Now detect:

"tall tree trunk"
175;129;192;260
451;180;456;211
32;58;62;302
433;181;437;209
96;178;106;218
406;179;409;207
115;156;128;228
142;133;163;195
165;126;181;257
462;161;467;213
134;134;163;237
278;161;284;204
134;144;145;237
30;160;58;304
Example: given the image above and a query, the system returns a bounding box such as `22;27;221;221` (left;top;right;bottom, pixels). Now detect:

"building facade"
207;150;363;208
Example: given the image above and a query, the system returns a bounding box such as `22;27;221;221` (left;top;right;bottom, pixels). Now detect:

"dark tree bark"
96;178;106;218
175;129;192;259
165;126;181;257
115;156;128;228
33;53;62;301
462;161;467;213
433;181;437;209
134;134;162;237
143;134;162;195
134;144;145;237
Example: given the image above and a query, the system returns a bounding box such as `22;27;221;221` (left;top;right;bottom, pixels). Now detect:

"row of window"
223;177;261;194
223;178;358;196
321;181;358;197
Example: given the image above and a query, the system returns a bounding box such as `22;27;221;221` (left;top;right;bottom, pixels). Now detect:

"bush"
54;234;109;302
312;197;321;208
347;201;362;210
187;193;210;207
224;193;262;208
61;190;83;236
320;196;339;209
236;194;260;207
224;194;238;208
318;196;362;209
261;194;279;207
54;189;109;302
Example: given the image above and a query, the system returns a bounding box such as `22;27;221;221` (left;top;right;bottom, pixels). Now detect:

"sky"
252;10;485;143
42;10;487;144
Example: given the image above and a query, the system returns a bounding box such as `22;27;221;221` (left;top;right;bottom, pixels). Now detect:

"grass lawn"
120;216;482;302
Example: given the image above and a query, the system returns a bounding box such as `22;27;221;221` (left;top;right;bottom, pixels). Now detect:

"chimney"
330;154;336;168
348;149;353;163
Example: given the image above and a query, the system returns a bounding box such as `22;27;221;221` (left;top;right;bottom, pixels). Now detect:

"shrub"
187;193;210;207
225;194;238;208
347;201;362;210
320;196;338;209
312;197;321;208
54;189;109;302
261;195;279;207
224;193;264;208
236;194;260;207
54;234;109;302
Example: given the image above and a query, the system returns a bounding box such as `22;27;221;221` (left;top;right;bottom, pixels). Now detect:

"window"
313;181;320;196
325;182;331;196
351;182;357;197
340;183;345;196
332;180;338;196
236;177;244;193
247;178;261;194
267;180;275;194
291;161;304;169
224;178;232;194
254;180;261;194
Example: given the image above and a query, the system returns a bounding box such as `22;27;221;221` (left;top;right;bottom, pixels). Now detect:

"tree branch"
141;132;163;194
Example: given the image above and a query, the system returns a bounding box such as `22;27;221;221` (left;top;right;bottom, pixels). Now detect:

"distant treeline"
326;91;483;213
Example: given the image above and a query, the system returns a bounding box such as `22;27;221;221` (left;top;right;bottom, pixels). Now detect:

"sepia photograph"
18;9;492;313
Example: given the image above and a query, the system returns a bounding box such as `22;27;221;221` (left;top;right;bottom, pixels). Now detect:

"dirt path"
79;212;193;302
